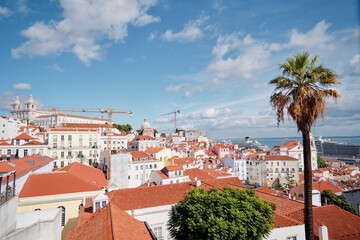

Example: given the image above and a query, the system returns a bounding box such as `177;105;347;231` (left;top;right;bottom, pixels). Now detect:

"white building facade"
48;129;100;168
224;156;247;181
0;116;26;140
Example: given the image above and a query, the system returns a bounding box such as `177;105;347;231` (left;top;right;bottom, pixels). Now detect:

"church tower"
11;96;22;119
24;95;37;121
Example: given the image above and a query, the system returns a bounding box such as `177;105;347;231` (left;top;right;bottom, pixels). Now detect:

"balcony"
77;154;85;158
66;156;73;159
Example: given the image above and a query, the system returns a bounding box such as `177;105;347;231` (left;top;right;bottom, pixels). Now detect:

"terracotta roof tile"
145;147;165;153
66;203;152;240
21;140;46;146
281;141;300;150
263;155;298;161
107;177;245;211
12;133;36;140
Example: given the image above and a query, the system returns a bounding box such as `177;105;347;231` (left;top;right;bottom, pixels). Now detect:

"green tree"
112;123;132;133
317;155;326;168
321;190;357;215
168;187;274;240
269;52;340;239
274;183;285;191
286;175;296;189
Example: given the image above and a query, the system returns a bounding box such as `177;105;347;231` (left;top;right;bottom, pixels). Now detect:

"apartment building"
48;129;100;168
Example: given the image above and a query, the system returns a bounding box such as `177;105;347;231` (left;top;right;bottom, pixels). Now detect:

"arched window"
58;206;66;227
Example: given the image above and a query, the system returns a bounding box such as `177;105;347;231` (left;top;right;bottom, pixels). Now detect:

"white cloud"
53;63;65;72
148;32;157;41
0;6;10;19
284;20;335;51
349;54;360;75
212;0;225;14
12;0;160;65
12;83;32;90
162;14;209;42
154;117;172;123
207;34;272;80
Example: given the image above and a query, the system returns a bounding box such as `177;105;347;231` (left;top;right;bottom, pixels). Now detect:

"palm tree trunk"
302;130;314;239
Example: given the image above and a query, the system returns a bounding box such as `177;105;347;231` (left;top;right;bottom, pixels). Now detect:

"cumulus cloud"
212;0;225;14
12;0;160;65
148;32;157;41
12;83;32;90
0;6;10;19
162;14;209;42
154;117;172;123
284;20;335;51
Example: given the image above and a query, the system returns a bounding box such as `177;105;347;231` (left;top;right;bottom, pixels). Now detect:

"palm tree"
269;52;340;239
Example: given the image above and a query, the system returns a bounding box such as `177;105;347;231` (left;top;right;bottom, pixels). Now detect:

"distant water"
229;136;360;149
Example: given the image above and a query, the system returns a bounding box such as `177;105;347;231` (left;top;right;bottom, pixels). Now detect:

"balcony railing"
0;189;15;205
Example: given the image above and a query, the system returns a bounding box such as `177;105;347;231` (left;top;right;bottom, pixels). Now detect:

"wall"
264;224;305;240
4;208;62;240
343;189;360;214
111;153;130;189
0;196;17;238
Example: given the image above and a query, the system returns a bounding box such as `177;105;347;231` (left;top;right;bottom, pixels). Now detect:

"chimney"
196;180;201;187
319;225;329;240
82;195;86;206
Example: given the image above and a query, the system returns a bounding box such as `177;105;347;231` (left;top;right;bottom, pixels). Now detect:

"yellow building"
18;162;107;239
145;147;172;168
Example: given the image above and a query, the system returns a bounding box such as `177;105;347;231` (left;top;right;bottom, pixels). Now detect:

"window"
286;236;297;240
7;149;11;155
277;162;279;166
153;226;163;240
61;152;65;158
34;208;41;211
16;139;20;145
58;206;65;227
68;135;72;141
101;201;106;207
39;149;43;155
53;135;57;142
24;149;28;156
68;151;72;157
61;135;64;141
61;161;64;167
95;202;100;211
283;162;286;166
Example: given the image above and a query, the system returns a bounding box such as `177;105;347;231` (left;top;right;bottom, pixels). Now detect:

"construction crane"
40;108;133;184
161;110;180;132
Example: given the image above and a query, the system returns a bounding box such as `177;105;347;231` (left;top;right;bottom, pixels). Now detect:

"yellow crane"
40;107;133;184
161;110;180;133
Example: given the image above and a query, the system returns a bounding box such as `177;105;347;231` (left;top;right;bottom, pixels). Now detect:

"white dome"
141;117;151;130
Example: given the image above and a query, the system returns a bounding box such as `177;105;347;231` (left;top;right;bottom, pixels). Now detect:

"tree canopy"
168;187;274;240
112;123;132;133
317;155;326;168
321;190;357;215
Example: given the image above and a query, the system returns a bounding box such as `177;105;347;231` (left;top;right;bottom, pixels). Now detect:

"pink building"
211;144;230;159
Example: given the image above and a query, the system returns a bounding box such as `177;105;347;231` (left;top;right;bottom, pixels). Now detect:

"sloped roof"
13;133;36;140
107;177;245;211
288;205;360;239
145;147;165;153
59;162;107;189
66;203;153;240
131;151;152;159
281;141;300;150
263;155;298;161
22;140;46;146
19;171;102;198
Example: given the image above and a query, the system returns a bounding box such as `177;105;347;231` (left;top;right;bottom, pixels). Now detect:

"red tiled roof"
107;177;245;211
288;205;360;239
131;151;152;159
215;144;229;149
0;141;11;146
21;140;46;146
255;186;277;195
134;136;154;140
173;157;196;165
281;141;300;150
184;168;214;181
273;212;303;228
12;133;36;140
50;129;98;132
20;162;106;198
59;162;108;189
164;165;183;171
297;181;343;193
19;171;102;198
66;203;153;240
145;147;164;153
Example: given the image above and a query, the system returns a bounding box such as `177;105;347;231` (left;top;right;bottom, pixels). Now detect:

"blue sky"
0;0;359;139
